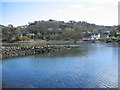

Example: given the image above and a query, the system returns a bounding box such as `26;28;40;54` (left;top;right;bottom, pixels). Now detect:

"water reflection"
34;44;99;58
34;47;87;58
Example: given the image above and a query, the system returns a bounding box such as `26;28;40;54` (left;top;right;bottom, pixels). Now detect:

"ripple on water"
2;43;118;88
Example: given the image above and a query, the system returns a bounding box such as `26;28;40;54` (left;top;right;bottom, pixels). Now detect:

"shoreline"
1;39;119;46
1;40;119;60
1;45;72;60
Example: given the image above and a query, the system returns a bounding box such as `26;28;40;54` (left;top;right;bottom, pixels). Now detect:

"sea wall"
1;45;71;59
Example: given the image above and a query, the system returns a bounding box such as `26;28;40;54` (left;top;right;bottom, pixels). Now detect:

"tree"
75;26;81;31
49;19;53;22
8;24;13;27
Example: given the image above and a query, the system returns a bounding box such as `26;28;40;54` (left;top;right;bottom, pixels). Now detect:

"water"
54;45;81;47
2;43;118;88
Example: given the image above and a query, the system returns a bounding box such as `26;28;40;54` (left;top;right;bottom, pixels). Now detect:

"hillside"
1;19;118;41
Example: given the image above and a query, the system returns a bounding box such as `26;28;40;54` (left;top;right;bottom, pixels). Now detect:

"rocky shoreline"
1;45;71;60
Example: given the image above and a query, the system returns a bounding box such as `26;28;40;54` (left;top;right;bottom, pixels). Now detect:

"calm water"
54;45;81;47
2;43;118;88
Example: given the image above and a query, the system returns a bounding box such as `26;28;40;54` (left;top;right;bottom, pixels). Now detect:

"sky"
1;0;119;27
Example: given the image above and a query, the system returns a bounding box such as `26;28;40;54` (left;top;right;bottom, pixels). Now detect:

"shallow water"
2;43;118;88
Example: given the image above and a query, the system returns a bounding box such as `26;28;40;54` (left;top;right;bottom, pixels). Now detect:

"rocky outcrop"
1;45;71;59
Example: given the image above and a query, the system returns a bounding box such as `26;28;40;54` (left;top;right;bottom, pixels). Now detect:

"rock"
2;46;72;59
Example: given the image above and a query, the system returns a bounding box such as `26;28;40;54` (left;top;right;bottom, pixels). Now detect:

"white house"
48;28;53;31
26;33;35;36
91;34;100;39
102;31;110;34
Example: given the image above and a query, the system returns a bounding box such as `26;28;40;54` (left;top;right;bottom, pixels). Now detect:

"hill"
1;19;119;41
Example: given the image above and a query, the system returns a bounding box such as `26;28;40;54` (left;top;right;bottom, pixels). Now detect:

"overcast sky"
1;0;119;26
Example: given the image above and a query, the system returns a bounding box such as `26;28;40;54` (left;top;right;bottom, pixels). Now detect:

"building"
26;33;35;36
48;28;53;31
102;31;110;34
91;34;100;39
48;28;62;31
100;34;109;39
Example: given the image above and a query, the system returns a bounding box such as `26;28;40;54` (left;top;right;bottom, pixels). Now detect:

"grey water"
2;43;118;88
